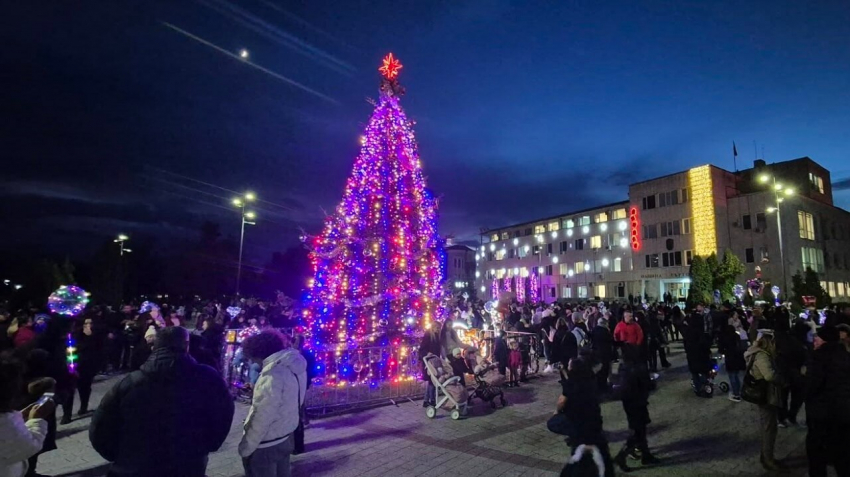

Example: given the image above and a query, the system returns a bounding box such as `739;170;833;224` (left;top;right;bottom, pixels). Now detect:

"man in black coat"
591;317;615;393
613;345;660;471
89;326;234;477
805;326;850;477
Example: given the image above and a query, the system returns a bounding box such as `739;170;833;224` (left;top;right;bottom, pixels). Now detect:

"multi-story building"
475;157;850;304
445;243;477;293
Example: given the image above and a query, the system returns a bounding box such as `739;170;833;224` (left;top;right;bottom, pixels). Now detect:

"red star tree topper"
378;52;403;79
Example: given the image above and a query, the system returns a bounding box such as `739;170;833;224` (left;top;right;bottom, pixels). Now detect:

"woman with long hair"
744;331;786;471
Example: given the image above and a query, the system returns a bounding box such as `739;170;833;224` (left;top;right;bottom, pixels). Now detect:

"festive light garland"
515;275;525;303
301;53;446;385
66;333;77;373
529;271;540;303
503;275;512;293
47;285;90;316
491;277;499;300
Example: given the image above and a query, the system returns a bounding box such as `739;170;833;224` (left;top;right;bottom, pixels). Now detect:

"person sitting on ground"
0;355;55;477
90;326;234;477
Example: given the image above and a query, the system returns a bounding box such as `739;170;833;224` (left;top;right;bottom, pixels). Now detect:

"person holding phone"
0;355;55;477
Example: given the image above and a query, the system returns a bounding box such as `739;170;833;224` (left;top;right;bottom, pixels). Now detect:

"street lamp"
759;174;793;298
233;192;257;296
113;234;131;256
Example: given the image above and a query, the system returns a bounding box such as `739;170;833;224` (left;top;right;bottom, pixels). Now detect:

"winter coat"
560;373;604;444
74;331;104;379
806;342;850;423
683;320;712;375
590;325;614;364
555;327;578;365
238;348;307;458
613;321;644;346
0;413;48;477
12;326;36;349
774;332;807;380
615;361;652;430
743;345;784;408
89;348;234;477
718;326;747;372
418;331;441;381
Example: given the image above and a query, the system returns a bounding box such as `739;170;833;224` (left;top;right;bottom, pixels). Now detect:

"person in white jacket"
239;330;307;477
0;357;54;477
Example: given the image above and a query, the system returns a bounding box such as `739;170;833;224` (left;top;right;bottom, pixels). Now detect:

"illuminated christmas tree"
302;54;446;385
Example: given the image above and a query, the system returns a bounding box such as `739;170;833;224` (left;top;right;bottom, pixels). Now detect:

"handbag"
740;354;768;405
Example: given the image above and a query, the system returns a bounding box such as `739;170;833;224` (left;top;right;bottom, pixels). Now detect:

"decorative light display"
629;207;641;251
301;54;446;385
66;333;77;373
529;270;540;303
226;306;242;318
515;275;525;303
503;275;512;293
491;277;499;300
139;301;159;313
688;165;718;256
771;285;781;305
733;284;745;302
47;285;89;316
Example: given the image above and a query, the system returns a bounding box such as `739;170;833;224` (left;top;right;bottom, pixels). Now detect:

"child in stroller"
422;353;469;420
466;350;507;409
691;354;721;397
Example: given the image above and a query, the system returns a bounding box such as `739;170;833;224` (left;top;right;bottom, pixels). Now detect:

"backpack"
572;327;591;353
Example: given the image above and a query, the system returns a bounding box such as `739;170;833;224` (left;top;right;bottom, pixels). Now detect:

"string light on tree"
302;53;446;385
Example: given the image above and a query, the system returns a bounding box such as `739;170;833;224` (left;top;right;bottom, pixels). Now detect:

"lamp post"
114;234;131;256
232;193;257;296
758;174;794;299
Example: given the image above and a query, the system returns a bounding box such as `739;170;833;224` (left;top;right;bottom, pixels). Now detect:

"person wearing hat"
744;330;786;471
804;325;850;477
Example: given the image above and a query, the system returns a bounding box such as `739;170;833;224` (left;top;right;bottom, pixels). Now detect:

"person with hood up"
591;317;615;394
89;326;234;477
743;330;786;471
612;345;660;472
238;330;307;477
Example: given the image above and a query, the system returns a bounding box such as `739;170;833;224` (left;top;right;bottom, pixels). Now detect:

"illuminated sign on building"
688;165;718;256
629;207;641;251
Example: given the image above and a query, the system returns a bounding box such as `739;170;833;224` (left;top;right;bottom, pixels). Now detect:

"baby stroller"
712;352;731;394
691;354;719;397
423;354;469;420
468;364;507;409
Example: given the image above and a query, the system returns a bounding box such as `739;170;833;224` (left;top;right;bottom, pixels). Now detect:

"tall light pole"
114;234;131;256
758;174;794;299
232;192;257;296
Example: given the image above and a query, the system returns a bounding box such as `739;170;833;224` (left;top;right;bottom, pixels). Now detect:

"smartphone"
35;392;55;406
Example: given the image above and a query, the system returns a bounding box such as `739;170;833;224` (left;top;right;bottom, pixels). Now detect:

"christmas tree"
302;53;446;385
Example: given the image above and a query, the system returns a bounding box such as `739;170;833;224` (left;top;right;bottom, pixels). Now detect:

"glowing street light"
757;173;794;298
233;192;258;295
239;49;249;59
113;234;131;256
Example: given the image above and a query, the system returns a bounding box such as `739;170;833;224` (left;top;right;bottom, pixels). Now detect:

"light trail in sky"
160;21;339;105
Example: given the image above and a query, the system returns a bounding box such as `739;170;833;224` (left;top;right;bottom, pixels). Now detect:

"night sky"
2;1;849;265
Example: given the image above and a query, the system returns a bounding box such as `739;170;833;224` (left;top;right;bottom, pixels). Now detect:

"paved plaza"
40;344;819;477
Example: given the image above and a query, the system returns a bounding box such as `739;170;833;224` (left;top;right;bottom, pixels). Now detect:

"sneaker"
728;394;741;402
543;364;553;374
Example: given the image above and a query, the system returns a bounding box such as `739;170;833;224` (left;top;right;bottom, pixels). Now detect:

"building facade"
475;157;850;304
445;243;477;293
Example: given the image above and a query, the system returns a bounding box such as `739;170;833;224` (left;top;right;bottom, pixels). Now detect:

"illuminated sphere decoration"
47;285;90;317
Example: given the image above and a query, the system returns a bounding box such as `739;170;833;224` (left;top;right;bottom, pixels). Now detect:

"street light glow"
759;174;770;183
117;234;129;241
774;183;784;190
239;49;249;59
245;211;256;219
244;192;256;201
767;207;777;213
784;188;794;196
233;198;243;206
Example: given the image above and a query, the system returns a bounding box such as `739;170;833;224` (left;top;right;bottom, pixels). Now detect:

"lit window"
495;249;506;260
579;216;591;226
590;235;602;249
563;219;575;229
798;211;815;240
809;172;824;194
594;212;608;223
801;246;824;273
501;232;509;240
611;208;627;220
533;224;546;234
575;261;586;274
559;264;569;276
613;257;622;272
562;286;572;298
547;221;560;231
595;284;606;299
578;286;588;299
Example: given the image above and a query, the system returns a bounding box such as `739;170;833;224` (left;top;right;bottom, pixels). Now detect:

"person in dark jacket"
805;325;850;477
613;345;660;471
717;314;748;401
683;307;713;395
645;311;670;372
418;327;441;408
73;316;104;415
89;326;234;477
591;317;614;394
774;317;807;427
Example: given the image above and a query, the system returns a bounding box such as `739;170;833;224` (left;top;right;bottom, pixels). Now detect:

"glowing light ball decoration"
302;53;446;385
47;285;90;316
733;284;745;302
139;301;159;313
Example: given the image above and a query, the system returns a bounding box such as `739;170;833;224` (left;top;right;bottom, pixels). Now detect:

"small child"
447;348;472;386
507;339;522;387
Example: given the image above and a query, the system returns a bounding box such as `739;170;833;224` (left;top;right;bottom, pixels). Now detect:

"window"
760;247;769;263
838;282;846;297
612;208;627;220
685;250;693;265
490;234;499;241
559;241;568;254
547;221;560;231
802;247;824;273
660;221;681;237
810;172;824;194
549;287;557;299
798;211;815;240
661;251;682;267
659;192;666;208
642;224;658;239
658;190;679;208
595;284;606;299
756;213;767;231
545;265;554;276
546;243;553;256
533;224;546;234
575;261;586;274
578;286;588;299
613;257;622;272
825;252;831;269
563;219;575;229
487;253;494;261
532;245;541;256
575;239;584;250
828;282;836;298
642;195;656;210
594;212;608;223
518;246;528;258
578;216;591;226
495;249;506;260
559;264;569;276
681;188;689;203
520;268;529;277
512;230;521;238
745;248;754;263
523;227;532;236
501;232;509;240
590;235;602;249
645;254;660;268
682;218;691;234
742;214;752;230
496;269;506;279
562;286;572;299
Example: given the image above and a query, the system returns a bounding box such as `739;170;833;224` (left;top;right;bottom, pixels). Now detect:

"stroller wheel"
425;406;437;419
719;382;729;393
451;409;461;420
703;383;714;396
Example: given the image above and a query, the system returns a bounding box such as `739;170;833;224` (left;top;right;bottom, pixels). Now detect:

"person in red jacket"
614;310;644;346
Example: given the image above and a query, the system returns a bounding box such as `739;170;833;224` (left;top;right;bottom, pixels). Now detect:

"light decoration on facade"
491;277;499;300
503;275;512;293
529;270;539;303
688;165;718;256
629;207;641;251
515;275;525;303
